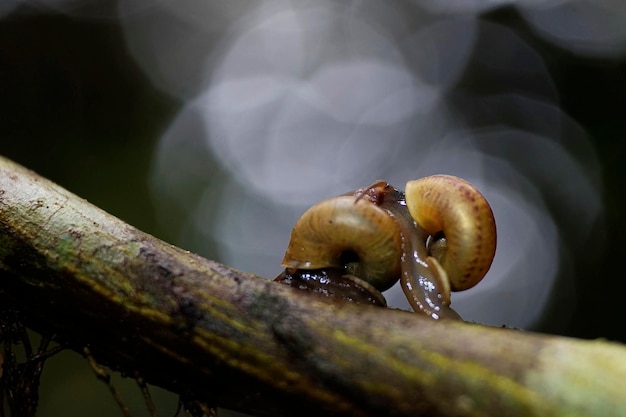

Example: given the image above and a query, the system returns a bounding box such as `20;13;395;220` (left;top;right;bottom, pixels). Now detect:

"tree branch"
0;155;624;417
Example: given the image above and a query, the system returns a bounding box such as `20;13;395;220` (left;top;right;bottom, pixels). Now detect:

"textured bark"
0;155;624;417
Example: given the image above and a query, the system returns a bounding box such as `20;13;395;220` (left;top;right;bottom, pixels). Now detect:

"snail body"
275;268;388;306
277;176;497;320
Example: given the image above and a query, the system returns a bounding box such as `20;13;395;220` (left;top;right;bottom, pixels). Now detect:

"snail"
276;175;497;320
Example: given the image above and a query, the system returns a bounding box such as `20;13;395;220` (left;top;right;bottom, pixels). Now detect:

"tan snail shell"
281;193;403;291
279;176;497;320
405;175;497;292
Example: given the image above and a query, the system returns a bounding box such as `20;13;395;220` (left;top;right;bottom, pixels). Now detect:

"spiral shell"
281;194;402;291
405;175;497;291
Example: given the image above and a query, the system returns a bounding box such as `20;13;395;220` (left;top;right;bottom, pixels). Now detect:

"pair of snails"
275;175;497;320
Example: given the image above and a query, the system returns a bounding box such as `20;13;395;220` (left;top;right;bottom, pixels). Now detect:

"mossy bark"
0;155;624;417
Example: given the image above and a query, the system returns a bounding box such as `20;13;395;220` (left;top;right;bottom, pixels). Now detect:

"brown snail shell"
281;194;402;292
405;175;497;291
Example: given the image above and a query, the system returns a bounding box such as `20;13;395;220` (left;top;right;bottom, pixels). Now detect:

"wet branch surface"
0;155;625;417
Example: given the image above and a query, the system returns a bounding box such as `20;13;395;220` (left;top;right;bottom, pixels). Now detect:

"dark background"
1;2;625;416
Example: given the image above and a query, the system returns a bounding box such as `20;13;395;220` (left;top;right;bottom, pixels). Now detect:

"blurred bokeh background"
1;0;625;415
